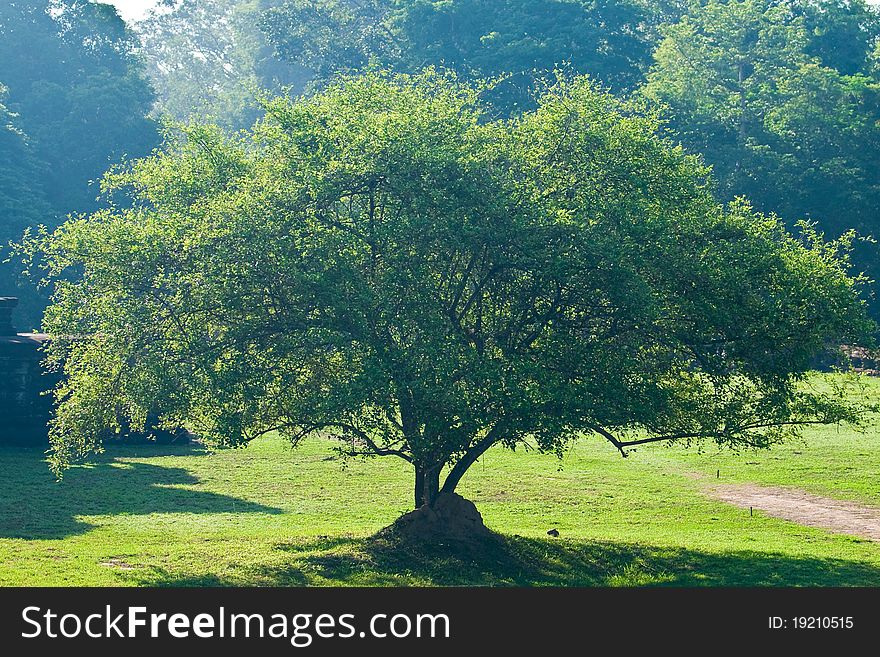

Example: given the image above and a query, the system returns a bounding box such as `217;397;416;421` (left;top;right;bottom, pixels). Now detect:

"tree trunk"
395;451;493;538
413;462;441;508
414;463;424;510
400;431;502;539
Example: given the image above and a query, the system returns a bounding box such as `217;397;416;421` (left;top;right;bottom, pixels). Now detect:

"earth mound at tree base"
387;492;491;540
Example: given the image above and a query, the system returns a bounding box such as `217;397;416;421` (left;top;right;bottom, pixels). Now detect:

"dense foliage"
0;1;158;214
31;73;873;510
0;84;50;250
130;2;880;322
261;0;656;113
643;0;880;316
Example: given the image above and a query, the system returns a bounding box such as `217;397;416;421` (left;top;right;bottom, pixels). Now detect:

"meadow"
1;376;878;587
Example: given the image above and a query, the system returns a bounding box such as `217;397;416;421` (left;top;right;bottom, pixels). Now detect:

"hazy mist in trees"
0;0;159;324
2;0;880;325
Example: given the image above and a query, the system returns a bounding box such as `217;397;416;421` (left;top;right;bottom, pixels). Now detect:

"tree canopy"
31;72;873;512
128;2;880;325
0;0;159;214
795;0;880;75
0;83;52;310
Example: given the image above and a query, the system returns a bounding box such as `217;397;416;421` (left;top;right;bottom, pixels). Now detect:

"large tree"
794;0;880;75
31;73;873;525
0;0;159;215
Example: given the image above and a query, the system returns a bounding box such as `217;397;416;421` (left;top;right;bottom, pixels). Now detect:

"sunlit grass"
0;375;878;586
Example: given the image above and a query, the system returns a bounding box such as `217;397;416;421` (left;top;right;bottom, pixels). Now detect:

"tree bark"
425;466;440;506
414;463;424;509
413;427;502;508
413;462;441;508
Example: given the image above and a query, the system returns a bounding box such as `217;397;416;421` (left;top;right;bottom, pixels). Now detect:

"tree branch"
440;424;505;495
590;419;833;457
334;421;413;463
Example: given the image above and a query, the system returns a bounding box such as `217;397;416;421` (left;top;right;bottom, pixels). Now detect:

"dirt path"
704;483;880;542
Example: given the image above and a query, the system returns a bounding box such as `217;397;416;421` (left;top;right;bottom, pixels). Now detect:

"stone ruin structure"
0;297;57;445
0;296;192;447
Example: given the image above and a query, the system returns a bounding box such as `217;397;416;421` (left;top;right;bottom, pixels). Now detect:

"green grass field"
1;376;879;587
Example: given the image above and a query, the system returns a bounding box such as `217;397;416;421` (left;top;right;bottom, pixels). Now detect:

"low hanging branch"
590;418;846;458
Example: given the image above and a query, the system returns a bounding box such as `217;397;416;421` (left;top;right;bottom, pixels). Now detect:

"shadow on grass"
288;532;880;586
0;446;280;540
139;532;880;587
100;441;210;458
132;567;311;587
